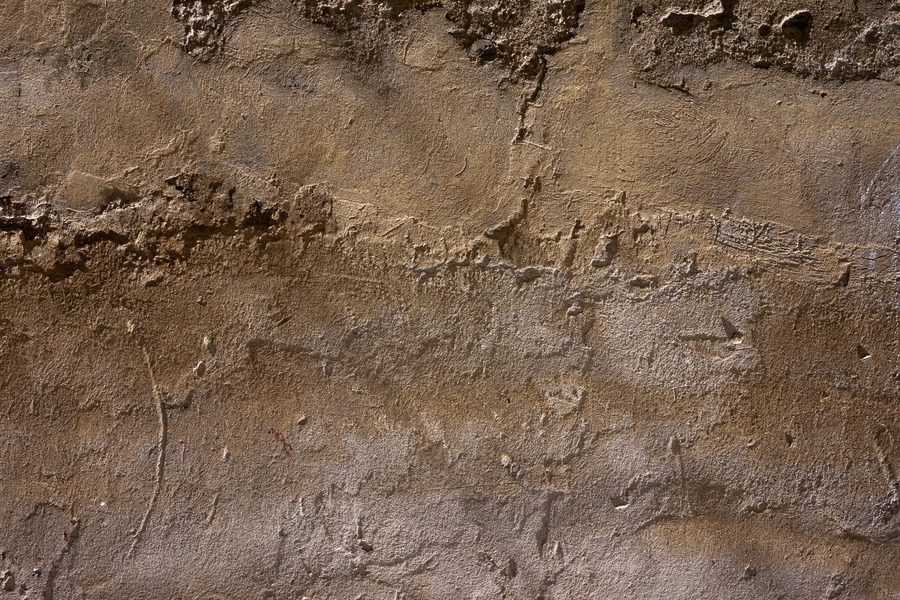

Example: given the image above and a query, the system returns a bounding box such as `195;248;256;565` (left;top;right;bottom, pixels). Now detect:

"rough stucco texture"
1;0;899;598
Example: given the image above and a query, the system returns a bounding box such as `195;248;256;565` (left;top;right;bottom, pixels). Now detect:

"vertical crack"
42;511;80;600
127;324;169;558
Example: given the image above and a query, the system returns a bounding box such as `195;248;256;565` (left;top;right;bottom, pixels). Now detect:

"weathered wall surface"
1;1;899;598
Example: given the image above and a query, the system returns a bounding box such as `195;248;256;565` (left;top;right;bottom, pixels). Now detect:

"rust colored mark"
268;428;293;457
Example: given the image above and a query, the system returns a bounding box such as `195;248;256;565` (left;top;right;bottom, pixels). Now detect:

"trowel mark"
873;426;900;525
670;435;692;517
206;493;220;525
862;145;900;209
535;491;561;556
861;145;900;250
